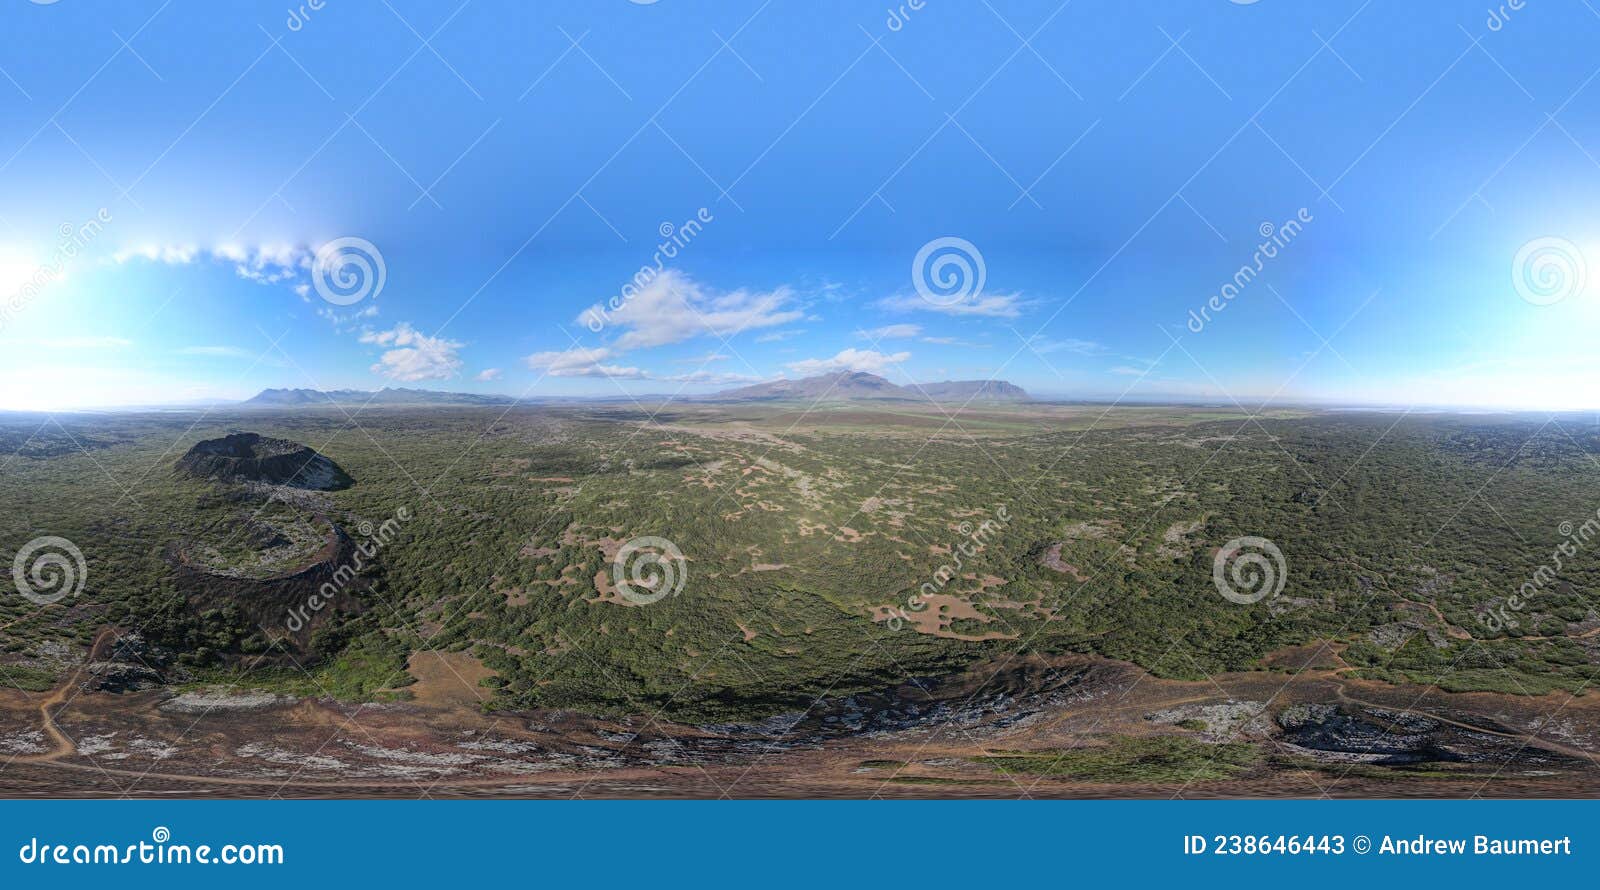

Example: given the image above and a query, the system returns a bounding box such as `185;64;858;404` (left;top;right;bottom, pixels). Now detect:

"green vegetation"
2;405;1598;721
0;663;58;692
974;736;1259;783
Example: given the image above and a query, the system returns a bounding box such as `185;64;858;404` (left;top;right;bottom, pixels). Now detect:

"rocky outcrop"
176;432;352;490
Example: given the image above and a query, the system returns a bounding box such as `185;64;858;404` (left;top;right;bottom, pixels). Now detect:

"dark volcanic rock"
176;432;352;490
81;632;175;693
168;519;368;662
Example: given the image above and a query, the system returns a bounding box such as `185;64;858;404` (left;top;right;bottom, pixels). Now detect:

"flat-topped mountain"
911;379;1028;401
176;432;353;490
712;371;1028;402
243;387;517;407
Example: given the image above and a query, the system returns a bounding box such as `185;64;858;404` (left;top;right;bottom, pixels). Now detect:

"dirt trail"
15;627;118;764
1330;683;1597;762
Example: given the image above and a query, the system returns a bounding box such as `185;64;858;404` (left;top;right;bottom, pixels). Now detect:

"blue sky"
2;0;1600;410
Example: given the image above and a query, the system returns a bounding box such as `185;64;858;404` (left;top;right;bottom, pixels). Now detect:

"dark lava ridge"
176;432;352;490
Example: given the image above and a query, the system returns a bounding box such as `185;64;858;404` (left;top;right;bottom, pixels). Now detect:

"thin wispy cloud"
920;335;988;347
1029;335;1107;356
525;346;766;385
661;369;768;385
673;352;731;364
319;303;379;332
857;323;921;340
878;291;1024;318
755;328;805;343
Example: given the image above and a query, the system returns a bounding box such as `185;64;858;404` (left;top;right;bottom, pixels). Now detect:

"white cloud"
113;245;200;265
525;346;646;379
476;368;503;381
786;348;910;376
662;369;769;385
523;347;768;386
215;243;310;284
1029;336;1106;355
361;323;463;381
858;323;921;340
673;352;731;364
581;269;803;349
113;243;312;287
755;328;805;343
319;303;378;331
878;292;1024;318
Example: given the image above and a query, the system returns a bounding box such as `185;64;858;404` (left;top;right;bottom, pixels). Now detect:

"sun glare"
0;246;40;299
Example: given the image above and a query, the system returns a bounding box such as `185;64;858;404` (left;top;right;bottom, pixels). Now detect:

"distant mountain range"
240;373;1027;409
241;387;519;407
710;371;1028;402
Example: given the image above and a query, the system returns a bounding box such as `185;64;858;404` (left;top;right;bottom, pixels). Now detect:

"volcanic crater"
176;432;352;490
